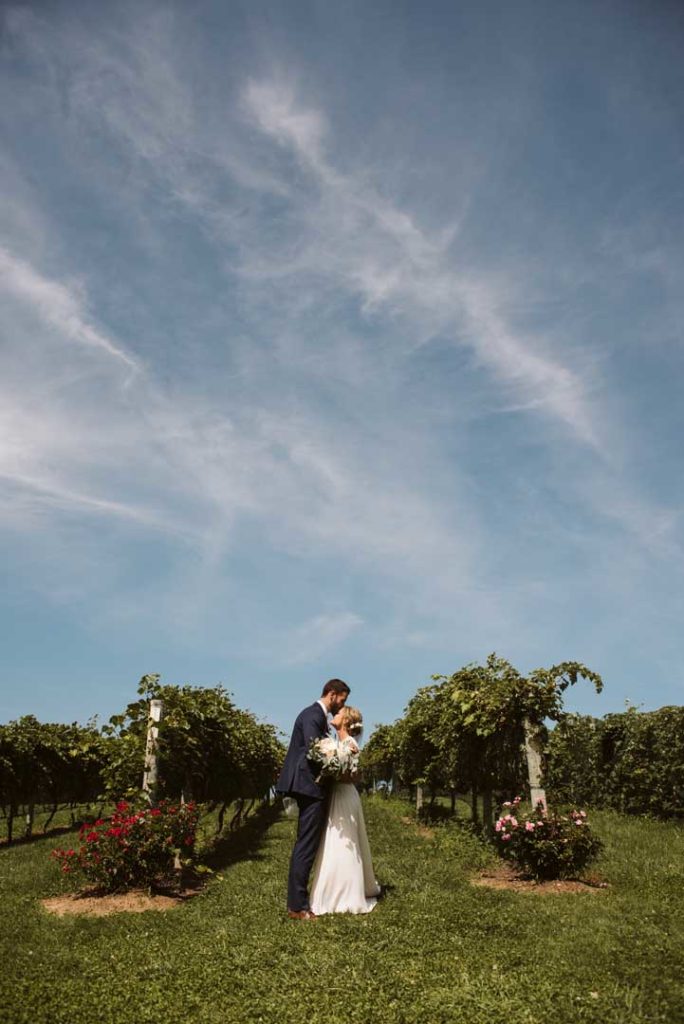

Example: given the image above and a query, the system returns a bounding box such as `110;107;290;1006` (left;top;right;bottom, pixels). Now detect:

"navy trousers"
287;793;328;911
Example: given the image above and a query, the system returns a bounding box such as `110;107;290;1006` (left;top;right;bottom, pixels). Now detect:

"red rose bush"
51;800;199;891
494;796;602;880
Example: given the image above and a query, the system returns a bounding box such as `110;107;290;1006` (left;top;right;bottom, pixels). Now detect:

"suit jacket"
275;702;329;800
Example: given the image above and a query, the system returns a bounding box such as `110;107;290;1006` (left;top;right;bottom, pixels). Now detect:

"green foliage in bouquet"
51;799;199;891
307;737;359;782
306;737;343;782
494;796;603;880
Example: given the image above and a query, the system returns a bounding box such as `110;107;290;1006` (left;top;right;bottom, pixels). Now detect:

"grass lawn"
1;797;682;1024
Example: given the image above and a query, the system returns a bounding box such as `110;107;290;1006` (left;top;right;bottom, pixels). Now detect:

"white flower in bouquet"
337;738;360;777
308;735;363;781
307;736;361;782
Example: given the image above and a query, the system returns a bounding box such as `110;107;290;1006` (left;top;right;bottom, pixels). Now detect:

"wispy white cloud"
277;611;364;667
243;80;327;169
0;234;484;647
0;247;139;372
7;7;598;448
239;76;600;447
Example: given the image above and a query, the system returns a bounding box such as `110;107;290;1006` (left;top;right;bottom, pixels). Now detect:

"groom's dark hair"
321;678;350;697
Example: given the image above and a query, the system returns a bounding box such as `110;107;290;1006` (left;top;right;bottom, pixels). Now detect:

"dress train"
309;782;380;915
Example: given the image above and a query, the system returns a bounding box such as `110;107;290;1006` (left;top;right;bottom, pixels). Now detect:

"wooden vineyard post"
416;784;424;814
523;718;547;812
25;803;35;839
142;699;164;805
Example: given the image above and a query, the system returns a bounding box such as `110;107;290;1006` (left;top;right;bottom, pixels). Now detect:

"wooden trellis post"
415;784;424;814
142;699;164;805
523;718;547;812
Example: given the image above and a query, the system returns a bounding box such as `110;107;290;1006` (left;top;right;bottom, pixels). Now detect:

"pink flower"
495;821;502;832
510;817;518;828
502;833;511;841
525;822;535;832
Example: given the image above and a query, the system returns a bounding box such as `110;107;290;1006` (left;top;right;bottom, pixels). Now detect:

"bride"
309;706;381;915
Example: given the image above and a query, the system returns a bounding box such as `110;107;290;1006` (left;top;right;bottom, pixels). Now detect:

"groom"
276;678;350;919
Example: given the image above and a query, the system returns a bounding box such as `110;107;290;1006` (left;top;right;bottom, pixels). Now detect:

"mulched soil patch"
41;881;205;917
472;862;609;894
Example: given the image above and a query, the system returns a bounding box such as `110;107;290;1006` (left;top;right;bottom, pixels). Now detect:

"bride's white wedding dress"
309;738;381;915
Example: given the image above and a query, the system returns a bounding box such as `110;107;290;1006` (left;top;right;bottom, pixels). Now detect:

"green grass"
1;797;682;1024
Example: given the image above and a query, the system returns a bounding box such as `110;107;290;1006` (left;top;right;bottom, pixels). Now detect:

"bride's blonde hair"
339;706;363;736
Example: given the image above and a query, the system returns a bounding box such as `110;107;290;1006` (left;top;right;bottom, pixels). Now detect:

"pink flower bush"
493;797;602;880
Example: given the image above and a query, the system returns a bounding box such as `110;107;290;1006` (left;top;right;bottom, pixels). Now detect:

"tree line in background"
0;675;284;844
545;706;683;819
0;716;107;843
2;658;682;846
360;654;683;821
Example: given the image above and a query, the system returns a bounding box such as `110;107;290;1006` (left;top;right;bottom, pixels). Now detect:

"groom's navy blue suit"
276;702;330;912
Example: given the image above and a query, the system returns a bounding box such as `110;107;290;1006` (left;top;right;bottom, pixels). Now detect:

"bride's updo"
339;706;363;737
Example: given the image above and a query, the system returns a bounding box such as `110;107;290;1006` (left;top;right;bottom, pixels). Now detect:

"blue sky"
1;0;683;737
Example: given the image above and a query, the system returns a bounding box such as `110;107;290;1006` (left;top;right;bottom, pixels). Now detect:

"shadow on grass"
0;820;93;850
200;800;283;874
376;882;397;902
416;807;485;833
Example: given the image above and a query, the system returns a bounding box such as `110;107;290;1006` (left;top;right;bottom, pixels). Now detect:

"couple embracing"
276;678;381;919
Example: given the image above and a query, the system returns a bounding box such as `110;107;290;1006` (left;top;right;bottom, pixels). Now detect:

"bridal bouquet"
307;737;359;782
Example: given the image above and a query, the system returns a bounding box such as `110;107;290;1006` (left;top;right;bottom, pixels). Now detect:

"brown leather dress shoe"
287;909;317;920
